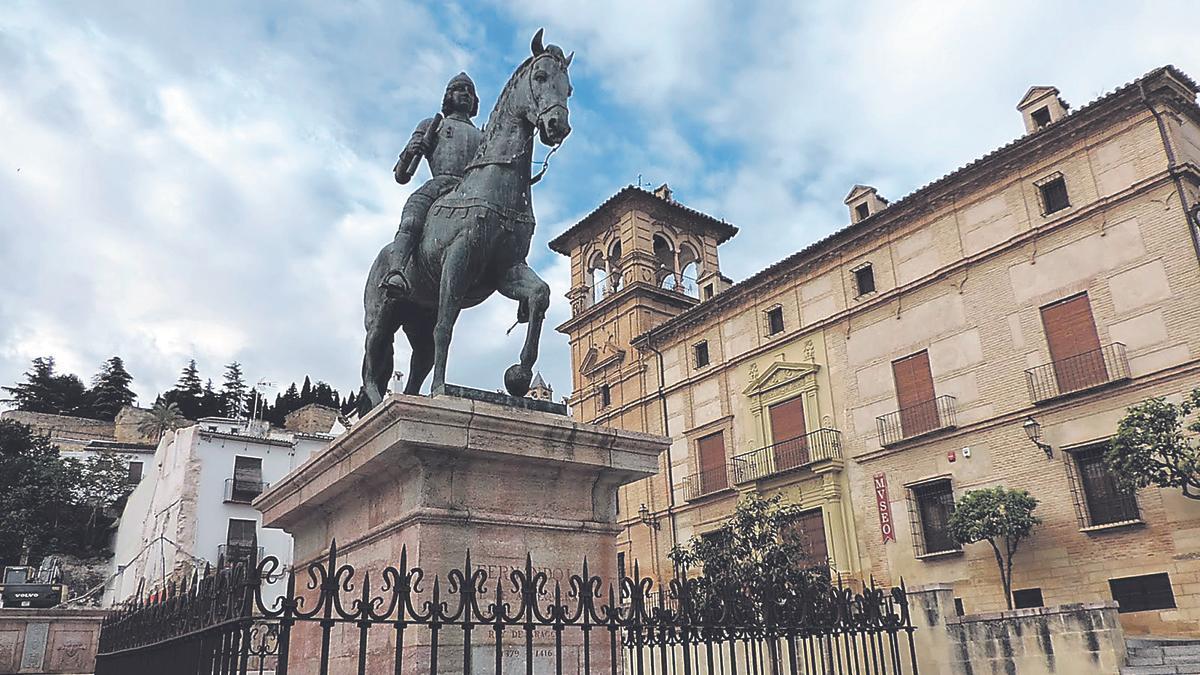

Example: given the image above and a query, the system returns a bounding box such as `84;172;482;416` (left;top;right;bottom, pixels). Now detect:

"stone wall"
908;584;1127;674
0;410;115;442
283;403;339;434
0;609;105;674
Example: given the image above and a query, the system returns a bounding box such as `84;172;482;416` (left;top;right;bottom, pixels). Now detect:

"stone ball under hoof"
504;364;532;397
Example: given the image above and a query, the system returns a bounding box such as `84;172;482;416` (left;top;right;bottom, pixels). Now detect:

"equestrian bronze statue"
361;30;573;412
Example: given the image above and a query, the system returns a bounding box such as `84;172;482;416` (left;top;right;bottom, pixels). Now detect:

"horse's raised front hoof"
504;364;532;397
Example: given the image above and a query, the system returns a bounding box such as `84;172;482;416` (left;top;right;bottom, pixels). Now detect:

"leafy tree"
0;421;78;565
2;356;89;416
72;453;135;527
947;487;1040;610
138;401;187;440
1107;390;1200;500
88;356;136;420
669;494;833;620
221;362;247;418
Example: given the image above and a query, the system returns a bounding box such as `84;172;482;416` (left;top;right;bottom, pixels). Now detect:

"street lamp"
638;503;660;530
1023;416;1053;458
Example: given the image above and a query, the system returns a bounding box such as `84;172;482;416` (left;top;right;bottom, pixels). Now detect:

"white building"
105;414;336;605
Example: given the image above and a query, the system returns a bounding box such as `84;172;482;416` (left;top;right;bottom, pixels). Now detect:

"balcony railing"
216;543;262;569
223;478;268;504
1025;343;1129;403
681;465;733;501
661;273;699;298
876;395;957;447
732;428;842;483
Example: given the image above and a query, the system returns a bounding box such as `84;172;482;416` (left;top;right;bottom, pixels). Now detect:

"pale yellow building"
552;65;1200;637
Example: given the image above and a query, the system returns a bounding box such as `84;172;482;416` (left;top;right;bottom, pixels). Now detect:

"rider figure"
383;72;484;295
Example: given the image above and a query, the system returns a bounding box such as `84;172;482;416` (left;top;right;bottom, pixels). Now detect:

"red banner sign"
874;473;896;543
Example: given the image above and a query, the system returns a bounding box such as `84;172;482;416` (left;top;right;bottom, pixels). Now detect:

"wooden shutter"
226;519;257;547
697;432;727;494
1041;294;1106;393
769;397;809;471
892;351;937;437
789;508;828;565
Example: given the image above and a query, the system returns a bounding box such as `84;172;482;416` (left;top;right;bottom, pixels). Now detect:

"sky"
2;1;1199;408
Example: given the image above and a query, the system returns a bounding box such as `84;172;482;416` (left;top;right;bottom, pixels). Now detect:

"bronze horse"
361;31;573;411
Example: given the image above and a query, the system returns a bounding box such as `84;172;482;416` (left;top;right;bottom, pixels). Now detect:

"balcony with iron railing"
876;395;957;447
732;428;842;483
223;478;269;504
681;464;733;502
1025;343;1129;403
216;543;263;569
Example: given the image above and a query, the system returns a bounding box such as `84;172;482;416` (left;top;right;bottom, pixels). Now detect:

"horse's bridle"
526;53;569;184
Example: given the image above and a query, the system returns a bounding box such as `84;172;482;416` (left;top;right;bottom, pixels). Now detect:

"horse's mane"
480;45;569;139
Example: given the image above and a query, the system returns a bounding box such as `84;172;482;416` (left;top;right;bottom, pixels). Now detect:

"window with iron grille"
854;264;875;296
1037;174;1070;214
127;460;143;483
766;306;784;335
1013;588;1044;609
694;341;710;368
910;480;959;556
1109;573;1175;613
1073;444;1139;527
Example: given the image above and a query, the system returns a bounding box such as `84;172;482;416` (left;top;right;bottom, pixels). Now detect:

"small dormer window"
855;203;870;221
854;264;876;296
845;185;888;223
1031;106;1052;129
703;284;714;299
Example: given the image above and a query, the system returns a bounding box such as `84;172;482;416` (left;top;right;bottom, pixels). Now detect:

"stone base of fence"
255;391;668;674
0;608;107;674
906;584;1126;674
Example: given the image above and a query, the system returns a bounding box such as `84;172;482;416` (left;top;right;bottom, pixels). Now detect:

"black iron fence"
732;429;842;483
876;395;957;447
1025;342;1129;402
96;541;920;674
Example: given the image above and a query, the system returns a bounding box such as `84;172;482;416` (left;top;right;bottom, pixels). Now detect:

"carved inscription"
20;622;49;671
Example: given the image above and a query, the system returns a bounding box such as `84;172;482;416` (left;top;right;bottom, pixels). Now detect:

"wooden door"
892;351;937;438
768;396;809;471
1041;293;1106;394
697;432;727;494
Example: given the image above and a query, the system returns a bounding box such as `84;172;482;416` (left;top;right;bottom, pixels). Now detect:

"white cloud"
2;0;1199;411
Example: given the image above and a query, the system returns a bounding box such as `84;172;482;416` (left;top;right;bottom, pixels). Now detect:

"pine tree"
221;363;247;418
88;357;136;421
200;379;222;418
162;360;205;418
2;357;60;413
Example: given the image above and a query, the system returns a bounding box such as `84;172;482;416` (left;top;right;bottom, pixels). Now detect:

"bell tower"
549;184;737;427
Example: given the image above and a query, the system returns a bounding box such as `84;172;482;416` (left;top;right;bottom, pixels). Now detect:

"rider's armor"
387;73;484;293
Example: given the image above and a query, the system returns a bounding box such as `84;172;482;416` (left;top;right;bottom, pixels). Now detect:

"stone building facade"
552;66;1200;636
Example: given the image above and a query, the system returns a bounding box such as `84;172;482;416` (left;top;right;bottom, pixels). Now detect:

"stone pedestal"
257;393;667;674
